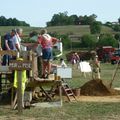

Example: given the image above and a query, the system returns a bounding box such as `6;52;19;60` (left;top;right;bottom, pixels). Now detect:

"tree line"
47;11;120;32
47;11;98;26
0;16;30;26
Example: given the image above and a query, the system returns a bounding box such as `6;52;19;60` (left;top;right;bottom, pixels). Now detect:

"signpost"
9;60;32;114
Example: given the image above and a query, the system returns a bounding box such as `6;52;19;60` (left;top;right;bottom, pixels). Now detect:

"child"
60;58;67;68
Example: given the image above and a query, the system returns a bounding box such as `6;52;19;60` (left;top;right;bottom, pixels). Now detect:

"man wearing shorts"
37;29;59;78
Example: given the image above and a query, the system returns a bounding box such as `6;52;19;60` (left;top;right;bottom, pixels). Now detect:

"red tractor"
96;46;115;62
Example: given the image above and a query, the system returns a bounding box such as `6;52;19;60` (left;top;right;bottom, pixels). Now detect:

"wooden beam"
0;50;30;56
0;50;17;56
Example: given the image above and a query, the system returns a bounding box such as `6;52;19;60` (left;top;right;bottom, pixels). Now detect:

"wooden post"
59;81;62;106
0;36;1;92
29;51;33;77
17;71;23;114
9;60;32;114
0;36;2;64
32;52;35;77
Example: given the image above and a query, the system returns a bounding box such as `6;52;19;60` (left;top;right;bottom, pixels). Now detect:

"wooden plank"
0;50;17;56
26;79;61;88
9;60;32;70
0;50;30;56
0;66;10;72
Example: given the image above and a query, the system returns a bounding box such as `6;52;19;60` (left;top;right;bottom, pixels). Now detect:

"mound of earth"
80;79;118;96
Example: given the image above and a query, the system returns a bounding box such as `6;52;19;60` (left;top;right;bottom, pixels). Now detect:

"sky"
0;0;120;27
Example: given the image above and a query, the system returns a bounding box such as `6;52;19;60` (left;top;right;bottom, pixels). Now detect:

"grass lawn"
1;62;120;120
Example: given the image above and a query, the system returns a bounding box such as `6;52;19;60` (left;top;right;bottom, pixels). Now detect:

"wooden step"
64;88;71;91
62;82;77;102
67;93;74;96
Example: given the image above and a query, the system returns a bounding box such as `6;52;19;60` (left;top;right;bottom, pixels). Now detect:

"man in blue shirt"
2;30;16;65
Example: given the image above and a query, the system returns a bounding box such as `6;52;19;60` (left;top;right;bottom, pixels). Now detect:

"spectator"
2;30;16;65
11;28;23;58
12;28;23;52
74;52;80;69
71;53;76;66
90;54;101;79
71;52;80;68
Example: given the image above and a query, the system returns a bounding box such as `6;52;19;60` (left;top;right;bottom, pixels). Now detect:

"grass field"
1;62;120;120
0;26;119;119
0;25;114;36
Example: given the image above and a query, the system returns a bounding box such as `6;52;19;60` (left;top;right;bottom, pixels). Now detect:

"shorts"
42;48;53;61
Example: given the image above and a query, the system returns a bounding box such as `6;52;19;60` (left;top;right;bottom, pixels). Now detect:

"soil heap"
80;79;117;96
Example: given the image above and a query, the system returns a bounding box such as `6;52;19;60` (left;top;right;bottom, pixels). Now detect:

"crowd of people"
0;28;66;79
0;28;101;80
70;51;101;79
2;28;23;65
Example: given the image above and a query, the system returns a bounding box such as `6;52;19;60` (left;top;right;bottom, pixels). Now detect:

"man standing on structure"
37;29;59;78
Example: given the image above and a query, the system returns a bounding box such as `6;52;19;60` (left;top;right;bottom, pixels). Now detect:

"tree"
81;34;97;49
46;12;97;26
97;34;118;47
47;11;69;26
0;15;30;26
118;17;120;24
78;14;97;25
6;18;13;26
0;16;7;26
104;22;113;27
114;33;120;40
69;15;79;25
113;24;120;32
90;21;102;34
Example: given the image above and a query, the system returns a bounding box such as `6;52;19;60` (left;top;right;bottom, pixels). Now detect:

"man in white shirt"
12;28;23;51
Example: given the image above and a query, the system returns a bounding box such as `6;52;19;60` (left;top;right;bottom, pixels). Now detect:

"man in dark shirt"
2;30;15;65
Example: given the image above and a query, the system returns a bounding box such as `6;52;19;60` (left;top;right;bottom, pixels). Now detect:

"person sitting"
60;58;67;68
50;58;67;74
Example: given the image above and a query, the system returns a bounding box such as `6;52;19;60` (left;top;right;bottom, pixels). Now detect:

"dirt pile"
80;79;117;96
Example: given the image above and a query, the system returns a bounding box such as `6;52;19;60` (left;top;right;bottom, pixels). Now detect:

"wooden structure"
0;50;62;113
27;77;62;102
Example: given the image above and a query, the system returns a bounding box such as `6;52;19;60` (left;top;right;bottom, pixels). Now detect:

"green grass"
1;62;120;120
0;25;119;119
0;26;41;36
66;62;119;89
0;25;115;36
1;102;120;120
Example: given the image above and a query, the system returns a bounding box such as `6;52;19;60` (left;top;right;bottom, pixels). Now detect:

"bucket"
72;88;80;96
55;75;61;80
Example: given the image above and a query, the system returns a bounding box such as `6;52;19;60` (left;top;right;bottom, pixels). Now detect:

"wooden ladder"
62;82;77;102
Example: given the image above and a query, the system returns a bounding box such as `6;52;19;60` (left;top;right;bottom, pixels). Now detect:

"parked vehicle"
96;46;115;62
111;49;120;64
